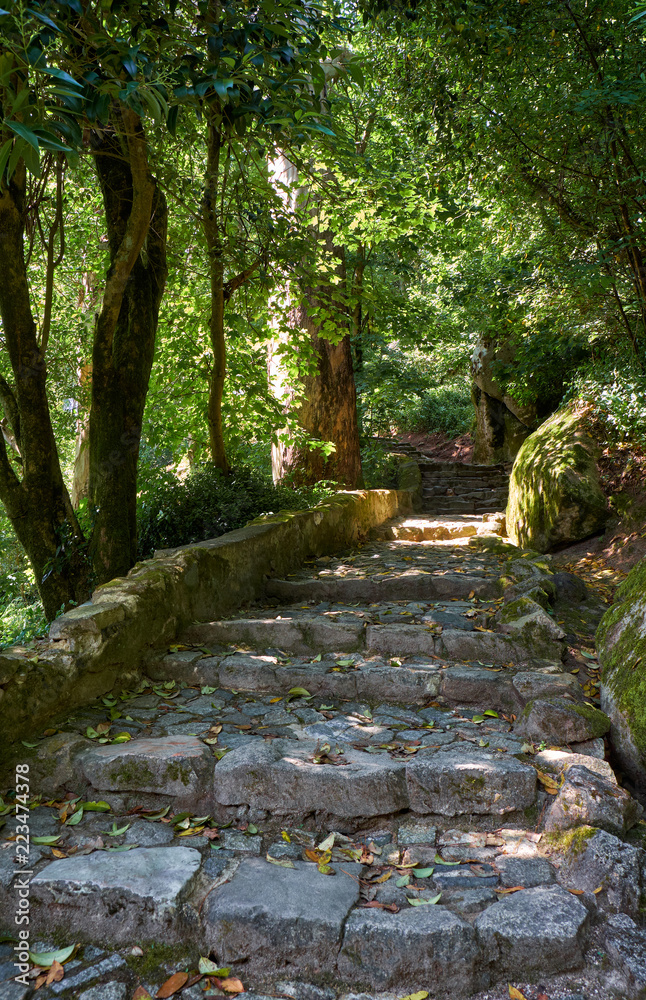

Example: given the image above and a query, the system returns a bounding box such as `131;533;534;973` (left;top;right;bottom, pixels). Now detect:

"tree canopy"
0;0;644;636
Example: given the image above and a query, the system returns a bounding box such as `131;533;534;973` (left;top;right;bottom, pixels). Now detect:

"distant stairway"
421;461;509;515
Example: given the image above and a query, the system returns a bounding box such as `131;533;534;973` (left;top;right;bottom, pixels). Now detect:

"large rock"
30;846;201;942
557;829;644;919
203;857;360;976
338;905;479;992
496;596;566;660
601;913;646;999
475;884;589;976
514;697;610;745
543;764;642;836
506;404;608;552
598;556;646;794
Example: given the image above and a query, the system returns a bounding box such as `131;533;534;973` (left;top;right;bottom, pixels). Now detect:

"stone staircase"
3;517;645;999
421;462;510;516
375;436;510;516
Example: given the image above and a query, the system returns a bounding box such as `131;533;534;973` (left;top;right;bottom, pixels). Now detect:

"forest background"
0;0;645;646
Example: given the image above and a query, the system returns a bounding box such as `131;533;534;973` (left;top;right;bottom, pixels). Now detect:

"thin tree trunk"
203;118;230;473
0;163;88;618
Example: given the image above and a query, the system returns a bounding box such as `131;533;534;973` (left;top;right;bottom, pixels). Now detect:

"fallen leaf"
317;863;335;875
287;686;311;698
568;888;585;895
508;987;528;1000
408;893;441;905
266;853;296;869
133;989;153;1000
29;945;76;968
31;835;60;845
535;769;560;794
130;946;144;957
318;832;335;852
199;958;230;975
213;976;245;994
373;870;392;883
361;900;399;912
156;972;189;997
593;885;604;894
44;960;64;986
497;886;525;894
412;866;434;878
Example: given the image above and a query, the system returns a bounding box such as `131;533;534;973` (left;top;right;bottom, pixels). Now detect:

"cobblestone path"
1;515;645;1000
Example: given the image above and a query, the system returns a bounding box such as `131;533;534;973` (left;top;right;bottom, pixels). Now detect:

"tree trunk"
269;153;363;488
0;164;89;618
203;119;230;473
88;114;168;582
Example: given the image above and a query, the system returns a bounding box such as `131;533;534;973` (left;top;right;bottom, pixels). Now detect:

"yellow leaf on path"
509;987;528;1000
535;769;560;794
568;888;585;895
399;992;429;1000
593;885;604;894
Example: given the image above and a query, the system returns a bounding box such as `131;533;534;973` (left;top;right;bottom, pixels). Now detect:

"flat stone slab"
475;884;589;976
406;748;537;817
265;574;500;603
79;736;213;808
338;905;479;992
203;857;360;976
439;666;517;711
30;846;201;942
214;740;408;820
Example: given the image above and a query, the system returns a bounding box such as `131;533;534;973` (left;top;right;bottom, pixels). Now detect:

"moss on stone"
166;762;192;786
506;404;608;552
109;760;156;788
565;702;612;738
597;556;646;754
544;824;597;856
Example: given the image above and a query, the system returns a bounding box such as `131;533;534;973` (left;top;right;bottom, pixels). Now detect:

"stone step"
419;461;508;475
180;617;564;662
264;571;502;603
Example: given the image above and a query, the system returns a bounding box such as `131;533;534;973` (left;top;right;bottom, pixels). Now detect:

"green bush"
0;597;48;649
568;365;646;448
137;463;335;559
361;440;400;488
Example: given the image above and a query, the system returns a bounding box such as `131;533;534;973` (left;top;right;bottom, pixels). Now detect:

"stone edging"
0;488;414;743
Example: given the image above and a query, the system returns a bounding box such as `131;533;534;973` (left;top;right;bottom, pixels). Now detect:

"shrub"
137;463;335;559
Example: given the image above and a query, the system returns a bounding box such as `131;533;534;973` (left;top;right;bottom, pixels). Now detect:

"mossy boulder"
598;556;646;792
496;596;566;660
514;697;611;744
506;404;608;552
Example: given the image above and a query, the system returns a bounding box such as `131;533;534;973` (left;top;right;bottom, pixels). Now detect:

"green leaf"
483;709;499;718
287;687;311;698
471;715;485;724
143;806;171;821
434;854;458;866
408;893;442;905
6;120;39;151
66;808;84;826
31;835;60;845
110;732;132;744
396;874;410;887
413;866;434;878
29;945;75;967
80;801;111;812
104;844;138;852
201;685;217;695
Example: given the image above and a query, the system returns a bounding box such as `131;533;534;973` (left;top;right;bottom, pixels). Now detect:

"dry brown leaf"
360;900;399;912
213;976;245;994
535;769;560;794
568;888;585;895
51;849;67;859
45;960;64;985
155;971;189;997
497;886;525;894
304;848;321;863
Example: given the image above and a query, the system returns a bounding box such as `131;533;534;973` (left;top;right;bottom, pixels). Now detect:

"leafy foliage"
136;463;334;558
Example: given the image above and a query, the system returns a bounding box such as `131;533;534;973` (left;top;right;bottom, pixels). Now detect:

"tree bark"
89;112;167;582
203;118;230;473
269;154;363;488
0;164;88;618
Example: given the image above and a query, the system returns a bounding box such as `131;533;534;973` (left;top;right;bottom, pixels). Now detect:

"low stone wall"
0;489;413;745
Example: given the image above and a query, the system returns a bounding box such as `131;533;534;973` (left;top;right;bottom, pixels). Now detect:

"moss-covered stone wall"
0;488;414;743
